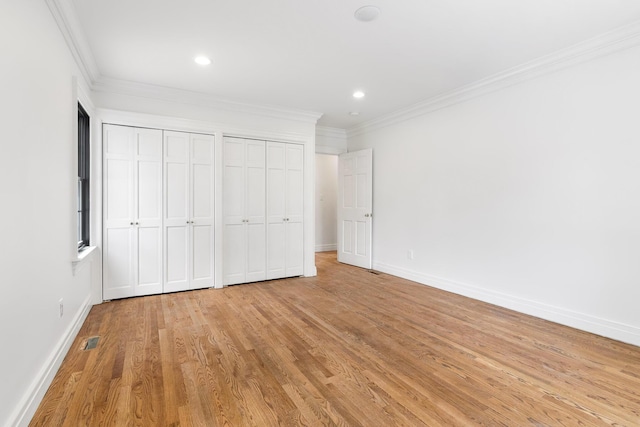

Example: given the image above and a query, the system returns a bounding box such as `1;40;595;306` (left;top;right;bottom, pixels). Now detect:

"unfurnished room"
2;1;640;426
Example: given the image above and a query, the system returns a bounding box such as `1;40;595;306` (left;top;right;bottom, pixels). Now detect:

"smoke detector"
354;6;381;22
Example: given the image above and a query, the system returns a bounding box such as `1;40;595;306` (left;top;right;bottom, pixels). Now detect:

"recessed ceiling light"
349;111;360;116
353;90;365;99
354;5;381;22
194;56;211;66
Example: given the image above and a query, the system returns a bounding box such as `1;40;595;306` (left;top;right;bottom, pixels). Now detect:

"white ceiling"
71;0;640;129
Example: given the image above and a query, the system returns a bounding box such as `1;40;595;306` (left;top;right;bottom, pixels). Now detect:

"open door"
338;149;372;269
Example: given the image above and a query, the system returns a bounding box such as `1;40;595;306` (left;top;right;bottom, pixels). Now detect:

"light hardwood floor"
31;252;640;426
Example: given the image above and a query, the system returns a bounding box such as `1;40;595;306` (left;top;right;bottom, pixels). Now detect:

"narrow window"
78;103;90;250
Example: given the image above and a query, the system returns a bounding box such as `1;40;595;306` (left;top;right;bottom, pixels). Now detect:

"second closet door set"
223;137;304;286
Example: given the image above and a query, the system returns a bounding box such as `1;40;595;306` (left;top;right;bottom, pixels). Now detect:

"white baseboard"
9;295;93;427
315;244;337;252
373;261;640;348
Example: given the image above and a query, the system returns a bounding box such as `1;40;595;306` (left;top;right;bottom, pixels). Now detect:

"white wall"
0;2;96;426
315;154;338;252
348;43;640;346
316;126;347;155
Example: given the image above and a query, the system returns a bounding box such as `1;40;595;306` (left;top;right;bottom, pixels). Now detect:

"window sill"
72;245;96;275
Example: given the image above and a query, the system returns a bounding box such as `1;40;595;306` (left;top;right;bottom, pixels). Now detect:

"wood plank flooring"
31;252;640;426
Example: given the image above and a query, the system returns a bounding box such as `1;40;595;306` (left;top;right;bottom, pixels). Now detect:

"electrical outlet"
59;298;64;318
408;250;414;260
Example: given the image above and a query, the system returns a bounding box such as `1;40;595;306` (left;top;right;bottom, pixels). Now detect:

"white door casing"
338;149;373;269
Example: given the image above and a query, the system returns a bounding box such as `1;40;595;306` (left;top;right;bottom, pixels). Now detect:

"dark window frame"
78;102;90;250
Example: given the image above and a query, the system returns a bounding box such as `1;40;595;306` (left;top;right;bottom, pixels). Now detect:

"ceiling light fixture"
353;90;365;99
194;56;211;66
354;5;381;22
349;112;360;116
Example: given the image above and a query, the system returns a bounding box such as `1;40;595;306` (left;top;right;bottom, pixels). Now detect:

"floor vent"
369;270;380;275
84;336;100;350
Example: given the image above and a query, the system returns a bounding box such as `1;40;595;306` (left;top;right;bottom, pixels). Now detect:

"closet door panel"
137;227;162;294
134;128;163;295
103;125;135;300
165;225;188;292
192;224;213;282
223;139;245;223
223;223;245;285
266;142;286;279
164;131;190;292
103;124;133;224
246;222;266;282
190;133;214;289
246;141;266;223
166;162;188;219
245;140;266;281
286;144;304;223
137;161;162;220
223;138;246;285
286;221;304;277
103;227;134;299
267;143;286;223
104;159;131;223
266;222;285;279
285;144;304;277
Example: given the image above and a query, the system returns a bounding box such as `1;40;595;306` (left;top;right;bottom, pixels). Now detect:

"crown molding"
315;126;348;154
316;126;348;139
347;19;640;138
45;0;100;84
97;108;314;145
47;0;322;125
93;77;323;125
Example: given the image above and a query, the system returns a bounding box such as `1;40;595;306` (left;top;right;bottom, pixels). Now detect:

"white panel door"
266;142;304;279
103;125;163;300
189;133;215;290
223;137;266;285
245;140;266;282
103;125;135;300
133;128;163;296
164;131;215;292
164;131;190;293
223;138;246;285
285;144;304;276
266;142;286;279
338;149;372;269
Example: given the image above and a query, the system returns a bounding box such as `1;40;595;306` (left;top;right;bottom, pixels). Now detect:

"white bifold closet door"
266;142;304;279
223;137;266;285
103;125;163;300
164;131;215;292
